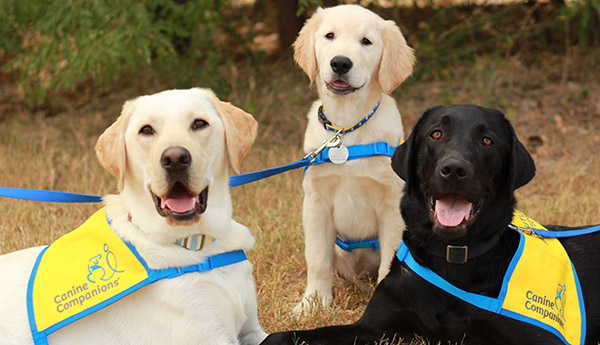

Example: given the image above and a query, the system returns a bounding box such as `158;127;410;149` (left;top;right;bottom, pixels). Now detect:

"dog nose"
330;56;353;75
440;159;469;180
161;147;192;172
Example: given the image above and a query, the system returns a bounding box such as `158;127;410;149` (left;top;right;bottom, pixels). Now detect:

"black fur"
261;105;600;345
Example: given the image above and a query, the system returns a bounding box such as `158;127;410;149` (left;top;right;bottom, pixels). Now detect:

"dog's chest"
306;167;394;235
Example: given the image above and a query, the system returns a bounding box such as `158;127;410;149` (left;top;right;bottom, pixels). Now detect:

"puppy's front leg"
377;210;405;282
294;191;336;315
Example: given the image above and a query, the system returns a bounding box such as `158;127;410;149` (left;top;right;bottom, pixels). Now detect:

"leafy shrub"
0;0;253;107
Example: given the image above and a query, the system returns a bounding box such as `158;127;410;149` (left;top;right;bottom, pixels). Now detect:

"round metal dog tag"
329;145;349;164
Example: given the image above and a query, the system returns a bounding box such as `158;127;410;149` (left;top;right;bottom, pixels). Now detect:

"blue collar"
318;101;380;134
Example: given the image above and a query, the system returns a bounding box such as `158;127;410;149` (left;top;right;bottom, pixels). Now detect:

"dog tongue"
332;80;350;88
161;195;197;213
435;195;472;227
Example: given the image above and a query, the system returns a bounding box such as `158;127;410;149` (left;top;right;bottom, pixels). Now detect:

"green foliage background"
0;0;256;106
0;0;598;107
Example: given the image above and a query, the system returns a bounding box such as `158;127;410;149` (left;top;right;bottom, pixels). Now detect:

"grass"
1;47;600;345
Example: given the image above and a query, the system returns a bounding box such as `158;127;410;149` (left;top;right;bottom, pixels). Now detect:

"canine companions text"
262;105;600;344
293;4;415;314
0;88;267;345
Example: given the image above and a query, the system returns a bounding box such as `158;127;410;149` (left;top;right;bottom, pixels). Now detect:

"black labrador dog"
262;105;600;345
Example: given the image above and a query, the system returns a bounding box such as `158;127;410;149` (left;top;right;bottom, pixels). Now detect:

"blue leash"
0;187;103;203
229;158;311;187
1;142;396;202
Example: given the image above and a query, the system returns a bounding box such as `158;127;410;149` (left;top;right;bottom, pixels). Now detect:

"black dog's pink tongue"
435;195;472;227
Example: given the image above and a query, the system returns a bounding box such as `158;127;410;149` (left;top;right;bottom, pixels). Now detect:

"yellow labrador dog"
293;5;415;314
0;88;267;345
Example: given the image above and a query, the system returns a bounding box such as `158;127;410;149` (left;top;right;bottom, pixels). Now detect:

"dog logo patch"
28;209;148;333
556;284;567;322
87;243;124;284
502;227;584;344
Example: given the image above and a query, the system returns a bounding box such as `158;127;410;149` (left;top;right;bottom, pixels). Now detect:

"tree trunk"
588;0;600;46
273;0;304;54
273;0;339;55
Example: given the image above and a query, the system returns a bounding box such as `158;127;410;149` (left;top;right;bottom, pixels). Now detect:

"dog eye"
430;130;442;140
481;137;493;146
325;32;334;40
361;37;372;45
191;119;208;131
139;125;155;135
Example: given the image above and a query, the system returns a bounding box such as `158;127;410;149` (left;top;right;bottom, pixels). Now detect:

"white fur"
0;88;267;345
292;5;416;314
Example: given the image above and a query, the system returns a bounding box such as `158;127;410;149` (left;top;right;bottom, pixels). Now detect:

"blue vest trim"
27;246;48;345
496;231;526;304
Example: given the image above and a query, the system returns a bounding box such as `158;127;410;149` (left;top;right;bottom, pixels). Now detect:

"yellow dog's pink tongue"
332;80;350;88
435;195;472;227
161;195;197;213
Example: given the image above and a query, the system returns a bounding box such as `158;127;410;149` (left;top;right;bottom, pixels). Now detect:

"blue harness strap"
336;237;380;252
310;141;396;166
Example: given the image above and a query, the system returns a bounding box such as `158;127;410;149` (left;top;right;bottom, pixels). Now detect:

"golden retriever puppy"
0;88;267;345
292;4;415;314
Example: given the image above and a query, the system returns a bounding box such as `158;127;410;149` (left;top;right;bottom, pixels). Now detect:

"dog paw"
239;329;268;345
292;293;332;317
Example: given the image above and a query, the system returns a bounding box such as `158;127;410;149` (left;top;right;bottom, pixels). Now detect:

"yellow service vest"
27;208;247;345
396;210;586;345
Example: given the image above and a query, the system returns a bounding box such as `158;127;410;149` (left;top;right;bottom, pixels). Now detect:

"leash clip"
509;224;541;238
303;130;343;163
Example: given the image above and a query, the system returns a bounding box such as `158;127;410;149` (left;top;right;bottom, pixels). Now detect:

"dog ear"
506;119;536;191
206;91;258;175
392;117;421;195
293;8;323;84
95;99;135;188
392;107;440;195
378;20;415;94
392;137;411;185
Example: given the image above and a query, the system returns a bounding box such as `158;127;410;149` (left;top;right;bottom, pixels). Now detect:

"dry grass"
1;52;599;344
